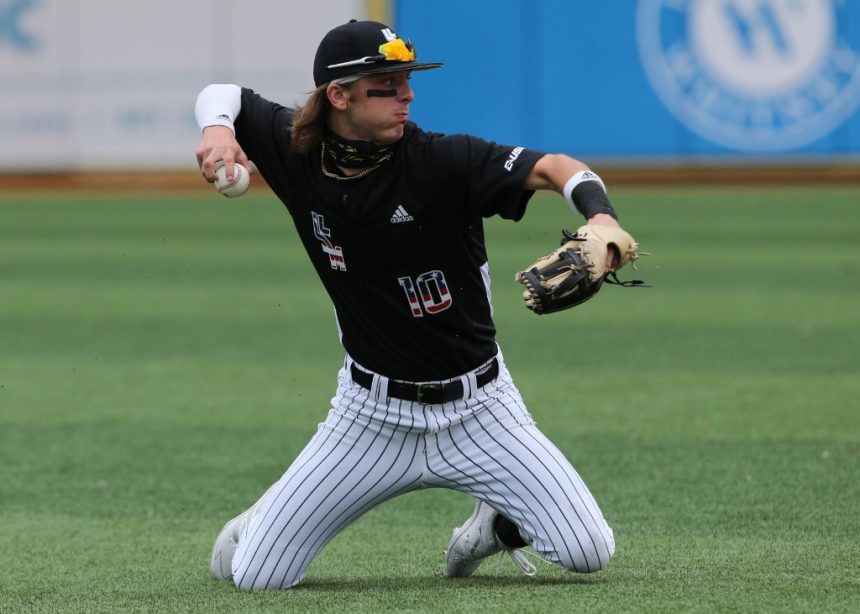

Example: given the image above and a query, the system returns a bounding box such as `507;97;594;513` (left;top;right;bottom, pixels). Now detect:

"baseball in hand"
214;161;250;198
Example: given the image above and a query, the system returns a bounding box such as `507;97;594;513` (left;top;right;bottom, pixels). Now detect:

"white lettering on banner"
504;146;524;171
636;0;860;152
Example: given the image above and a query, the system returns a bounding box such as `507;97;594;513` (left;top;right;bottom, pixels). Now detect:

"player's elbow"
525;153;590;192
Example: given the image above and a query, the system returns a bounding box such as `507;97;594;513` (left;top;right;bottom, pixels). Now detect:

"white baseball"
214;161;250;198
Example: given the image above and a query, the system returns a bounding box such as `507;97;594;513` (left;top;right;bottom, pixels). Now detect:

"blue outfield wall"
394;0;860;163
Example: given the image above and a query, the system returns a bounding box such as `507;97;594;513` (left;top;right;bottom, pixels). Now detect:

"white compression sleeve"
194;84;242;133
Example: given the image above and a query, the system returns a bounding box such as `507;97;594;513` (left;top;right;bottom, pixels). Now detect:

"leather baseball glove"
515;224;643;315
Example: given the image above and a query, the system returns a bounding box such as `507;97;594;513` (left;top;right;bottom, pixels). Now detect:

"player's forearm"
527;154;618;222
195;84;243;133
194;84;249;182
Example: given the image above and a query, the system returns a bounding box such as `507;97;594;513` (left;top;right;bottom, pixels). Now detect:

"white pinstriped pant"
231;351;615;589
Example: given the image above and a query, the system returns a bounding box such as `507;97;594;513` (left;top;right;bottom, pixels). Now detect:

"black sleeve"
426;133;545;221
233;88;295;175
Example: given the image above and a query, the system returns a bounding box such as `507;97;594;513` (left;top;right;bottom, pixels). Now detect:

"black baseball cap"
313;19;443;87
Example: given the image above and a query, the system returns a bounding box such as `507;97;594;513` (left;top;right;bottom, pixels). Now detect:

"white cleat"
210;482;280;581
444;500;536;577
209;510;249;580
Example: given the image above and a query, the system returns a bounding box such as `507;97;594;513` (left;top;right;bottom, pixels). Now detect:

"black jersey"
234;88;544;380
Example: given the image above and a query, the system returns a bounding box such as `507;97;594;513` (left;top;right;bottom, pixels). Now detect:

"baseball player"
195;19;633;589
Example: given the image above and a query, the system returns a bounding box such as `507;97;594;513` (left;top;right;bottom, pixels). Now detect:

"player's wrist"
563;170;618;220
202;124;236;136
587;213;620;227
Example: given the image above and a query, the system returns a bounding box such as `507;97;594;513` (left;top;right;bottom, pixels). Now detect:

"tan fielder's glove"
515;224;643;315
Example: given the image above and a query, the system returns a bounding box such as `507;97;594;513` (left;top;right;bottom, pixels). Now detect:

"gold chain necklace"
320;142;391;181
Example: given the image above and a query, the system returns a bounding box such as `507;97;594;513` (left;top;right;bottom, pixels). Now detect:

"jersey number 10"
398;270;453;317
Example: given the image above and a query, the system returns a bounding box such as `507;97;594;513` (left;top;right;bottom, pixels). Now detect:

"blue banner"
395;0;860;161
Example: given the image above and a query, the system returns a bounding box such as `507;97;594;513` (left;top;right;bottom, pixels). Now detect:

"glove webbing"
561;228;650;289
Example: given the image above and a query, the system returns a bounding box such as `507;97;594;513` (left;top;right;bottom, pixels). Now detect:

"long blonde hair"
290;85;331;153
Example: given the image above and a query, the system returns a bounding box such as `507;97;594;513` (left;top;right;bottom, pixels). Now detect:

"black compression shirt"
234;88;545;380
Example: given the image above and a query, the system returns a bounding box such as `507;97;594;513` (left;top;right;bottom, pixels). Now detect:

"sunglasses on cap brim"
326;38;416;69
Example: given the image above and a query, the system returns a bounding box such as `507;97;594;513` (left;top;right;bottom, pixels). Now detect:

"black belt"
350;358;499;405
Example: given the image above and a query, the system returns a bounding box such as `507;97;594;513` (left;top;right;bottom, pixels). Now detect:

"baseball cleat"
210;510;249;580
444;500;536;577
210;481;281;580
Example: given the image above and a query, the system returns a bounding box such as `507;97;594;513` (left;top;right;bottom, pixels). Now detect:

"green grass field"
2;185;858;612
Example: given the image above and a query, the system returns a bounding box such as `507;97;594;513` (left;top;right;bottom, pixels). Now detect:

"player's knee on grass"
232;563;304;591
231;549;307;590
546;523;615;574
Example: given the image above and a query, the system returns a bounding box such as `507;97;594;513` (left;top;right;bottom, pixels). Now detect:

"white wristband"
194;83;242;133
562;170;607;210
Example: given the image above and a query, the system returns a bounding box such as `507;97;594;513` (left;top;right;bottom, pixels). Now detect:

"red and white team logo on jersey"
312;212;346;271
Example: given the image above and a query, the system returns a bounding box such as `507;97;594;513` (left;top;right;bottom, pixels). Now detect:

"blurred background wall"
399;0;860;165
1;0;859;172
0;0;366;171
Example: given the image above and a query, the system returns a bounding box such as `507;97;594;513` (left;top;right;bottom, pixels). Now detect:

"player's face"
343;71;414;144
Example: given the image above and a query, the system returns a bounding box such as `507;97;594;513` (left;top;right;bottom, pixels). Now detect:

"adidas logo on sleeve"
390;205;414;223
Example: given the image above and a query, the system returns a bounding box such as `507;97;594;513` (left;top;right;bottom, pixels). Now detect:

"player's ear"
326;82;351;110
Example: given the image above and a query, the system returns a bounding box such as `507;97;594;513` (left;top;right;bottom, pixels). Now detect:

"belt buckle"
416;382;443;404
